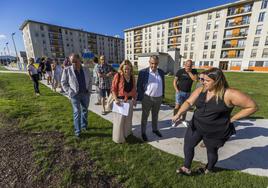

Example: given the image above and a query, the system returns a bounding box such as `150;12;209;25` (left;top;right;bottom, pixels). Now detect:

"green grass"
164;72;268;118
0;72;268;187
0;65;8;71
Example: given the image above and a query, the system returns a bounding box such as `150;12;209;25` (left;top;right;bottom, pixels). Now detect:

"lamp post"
11;32;20;70
5;42;10;55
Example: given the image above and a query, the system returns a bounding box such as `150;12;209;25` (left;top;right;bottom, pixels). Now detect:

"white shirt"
145;68;163;97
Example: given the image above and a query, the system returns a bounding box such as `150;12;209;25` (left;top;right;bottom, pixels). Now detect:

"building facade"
124;0;268;71
20;20;124;64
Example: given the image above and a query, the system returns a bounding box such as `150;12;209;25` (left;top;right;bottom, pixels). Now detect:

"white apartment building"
20;20;124;64
124;0;268;72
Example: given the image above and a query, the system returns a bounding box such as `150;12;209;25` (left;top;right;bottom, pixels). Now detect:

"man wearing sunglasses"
173;59;197;127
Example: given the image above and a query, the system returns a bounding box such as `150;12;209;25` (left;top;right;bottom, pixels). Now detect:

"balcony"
134;49;142;53
134;36;142;41
222;44;245;49
221;50;244;58
224;32;248;39
134;30;142;36
225;20;250;28
227;6;252;17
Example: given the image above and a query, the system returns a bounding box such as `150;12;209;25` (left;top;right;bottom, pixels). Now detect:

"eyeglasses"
199;78;205;82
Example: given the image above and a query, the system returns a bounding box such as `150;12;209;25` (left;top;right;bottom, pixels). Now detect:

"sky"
0;0;235;56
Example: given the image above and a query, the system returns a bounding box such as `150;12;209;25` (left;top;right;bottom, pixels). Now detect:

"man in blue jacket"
137;55;165;141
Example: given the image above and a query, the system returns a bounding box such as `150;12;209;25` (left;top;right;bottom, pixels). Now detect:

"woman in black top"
172;68;257;175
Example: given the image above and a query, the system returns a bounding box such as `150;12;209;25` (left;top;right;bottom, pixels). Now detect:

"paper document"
112;101;130;116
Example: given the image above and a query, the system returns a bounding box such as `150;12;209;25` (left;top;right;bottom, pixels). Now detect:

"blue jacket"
137;67;165;101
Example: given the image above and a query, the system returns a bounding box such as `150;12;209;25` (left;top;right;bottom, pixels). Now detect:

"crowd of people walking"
26;53;258;175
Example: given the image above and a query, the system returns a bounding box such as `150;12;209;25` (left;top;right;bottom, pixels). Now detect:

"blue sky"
0;0;235;56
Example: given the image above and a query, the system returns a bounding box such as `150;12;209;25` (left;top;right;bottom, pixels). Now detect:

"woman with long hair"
172;67;257;175
111;60;137;143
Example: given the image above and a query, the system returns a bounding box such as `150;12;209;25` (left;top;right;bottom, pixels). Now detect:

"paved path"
2;66;268;177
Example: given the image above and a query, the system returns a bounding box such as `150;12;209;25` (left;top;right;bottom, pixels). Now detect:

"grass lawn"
0;73;268;187
164;72;268;118
0;65;8;70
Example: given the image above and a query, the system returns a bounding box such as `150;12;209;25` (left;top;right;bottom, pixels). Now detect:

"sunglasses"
199;78;205;82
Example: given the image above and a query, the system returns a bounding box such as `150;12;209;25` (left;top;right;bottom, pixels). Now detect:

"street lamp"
5;42;10;55
11;32;20;70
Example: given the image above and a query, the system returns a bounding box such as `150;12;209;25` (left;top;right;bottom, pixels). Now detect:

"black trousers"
31;74;40;94
183;127;226;170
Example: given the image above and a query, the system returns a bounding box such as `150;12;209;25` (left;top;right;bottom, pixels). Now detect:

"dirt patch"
0;122;122;187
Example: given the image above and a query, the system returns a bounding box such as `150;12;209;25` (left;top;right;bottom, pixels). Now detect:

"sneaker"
171;121;180;128
35;93;40;96
182;121;189;127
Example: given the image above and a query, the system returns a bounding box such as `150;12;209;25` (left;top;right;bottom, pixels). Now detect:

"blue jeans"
70;93;90;136
175;91;191;105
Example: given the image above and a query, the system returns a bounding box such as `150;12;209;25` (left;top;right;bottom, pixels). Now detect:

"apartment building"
124;0;268;71
20;20;124;64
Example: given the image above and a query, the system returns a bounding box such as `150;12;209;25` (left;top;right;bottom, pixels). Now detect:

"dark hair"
93;57;98;64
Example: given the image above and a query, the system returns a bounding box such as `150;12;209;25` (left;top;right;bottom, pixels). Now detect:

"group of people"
27;53;258;175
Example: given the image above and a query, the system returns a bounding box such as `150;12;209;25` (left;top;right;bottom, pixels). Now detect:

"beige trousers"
112;100;133;143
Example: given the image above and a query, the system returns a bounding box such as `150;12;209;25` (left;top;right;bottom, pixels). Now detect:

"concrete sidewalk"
2;66;268;177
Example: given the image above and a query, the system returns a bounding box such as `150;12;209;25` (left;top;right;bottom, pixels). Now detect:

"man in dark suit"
137;55;165;141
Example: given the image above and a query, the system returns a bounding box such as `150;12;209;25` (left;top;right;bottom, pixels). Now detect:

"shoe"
196;167;212;175
101;111;106;115
81;127;88;131
152;130;162;137
171;121;180;128
35;93;40;96
176;167;191;176
142;134;148;141
181;121;189;127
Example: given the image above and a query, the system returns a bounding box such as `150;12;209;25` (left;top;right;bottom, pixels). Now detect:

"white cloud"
0;34;7;40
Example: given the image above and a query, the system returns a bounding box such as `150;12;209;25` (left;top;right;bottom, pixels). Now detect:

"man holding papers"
111;60;137;143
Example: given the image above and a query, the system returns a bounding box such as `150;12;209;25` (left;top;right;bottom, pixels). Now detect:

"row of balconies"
225;20;250;28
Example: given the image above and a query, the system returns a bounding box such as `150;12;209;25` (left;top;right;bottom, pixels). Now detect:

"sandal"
176;167;191;176
196;167;212;175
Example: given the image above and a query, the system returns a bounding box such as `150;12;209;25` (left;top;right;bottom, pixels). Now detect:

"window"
264;61;268;67
258;12;266;22
210;51;215;59
253;37;260;46
191;34;195;42
193;16;197;23
203;51;208;59
186;27;190;33
249;61;255;67
190;52;194;59
157;32;160;38
185;35;189;42
265;36;268;45
251;49;257;58
190;43;194;51
184;52;187;59
208;13;212;20
213;31;218;39
205;32;210;40
192;25;197;33
40;25;44;31
214;20;220;29
261;0;268;9
206;22;211;30
204;42;209;49
256;61;264;67
212;41;216;49
184;44;188;51
255;25;263;35
35;32;39;37
186;18;190;24
162;31;165;37
216;11;221;18
161;39;164;45
262;48;268;58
